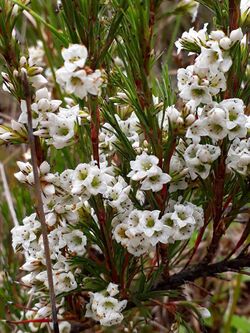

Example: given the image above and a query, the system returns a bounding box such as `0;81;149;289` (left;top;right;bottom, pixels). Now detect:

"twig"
0;163;19;227
153;254;250;291
21;70;59;333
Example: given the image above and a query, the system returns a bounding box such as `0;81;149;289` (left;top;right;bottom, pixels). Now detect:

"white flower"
18;100;42;128
127;233;151;256
113;223;130;246
29;74;48;89
48;227;67;256
45;113;75;149
28;41;45;67
83;166;107;196
220;98;247;140
71;163;91;195
55;271;77;295
65;69;88;98
172;224;195;240
227;138;250;176
15;161;56;196
149;225;173;246
85;69;103;95
175;24;208;54
177;66;194;91
208;72;227;95
63;229;87;255
184;144;221;179
104;177;131;209
186;119;206;143
203;107;228;140
86;287;127;326
107;283;119;297
196;42;232;74
71;163;107;196
11;225;37;252
172;204;196;228
180;82;212;106
128;152;159;181
62;44;88;71
138;210;162;238
140;166;171;192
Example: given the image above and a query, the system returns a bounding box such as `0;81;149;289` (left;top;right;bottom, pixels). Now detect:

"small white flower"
128;152;159;181
55;271;77;295
85;69;103;95
63;229;87;255
180;83;212;106
138;210;162;238
86;287;127;326
172;204;195;228
107;283;119;297
127;234;151;256
140;166;171;192
45;113;75;149
113;223;130;246
62;44;88;71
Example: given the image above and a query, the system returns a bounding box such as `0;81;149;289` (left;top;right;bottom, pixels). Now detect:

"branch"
153;254;250;291
0;163;19;227
21;70;59;333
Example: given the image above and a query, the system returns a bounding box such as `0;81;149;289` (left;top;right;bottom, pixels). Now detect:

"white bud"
198;149;211;163
12;4;19;16
176;117;184;126
21;67;27;76
219;37;232;50
185;114;196;126
13;69;19;77
210;30;225;40
230;28;243;42
1;72;9;81
20;56;27;67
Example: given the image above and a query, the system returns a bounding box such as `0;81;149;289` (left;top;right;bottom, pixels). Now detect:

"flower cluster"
85;283;127;326
1;44;103;149
56;44;103;98
184;143;221;179
173;25;250;180
128;152;171;192
176;26;244;107
227;138;250;176
113;202;204;256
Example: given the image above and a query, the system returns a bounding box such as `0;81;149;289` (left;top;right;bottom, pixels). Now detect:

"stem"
21;71;59;333
223;274;242;333
89;96;100;166
153;254;250;291
0;163;19;227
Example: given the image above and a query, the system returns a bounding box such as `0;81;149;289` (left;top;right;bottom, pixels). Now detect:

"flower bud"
20;56;27;67
210;30;225;40
13;69;19;77
12;4;19;17
185;114;196;126
230;28;243;42
1;72;10;81
219;37;231;50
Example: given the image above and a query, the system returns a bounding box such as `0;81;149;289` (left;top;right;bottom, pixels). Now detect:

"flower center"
146;218;155;228
58;127;69;136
